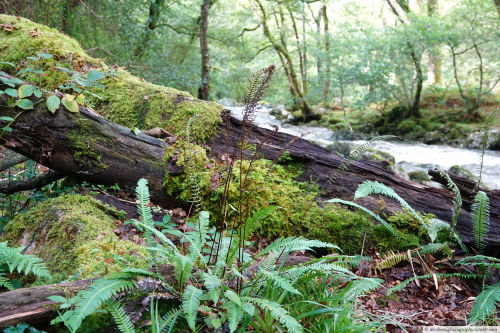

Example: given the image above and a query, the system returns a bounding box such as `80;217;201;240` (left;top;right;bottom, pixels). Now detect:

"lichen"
0;14;222;142
1;194;148;281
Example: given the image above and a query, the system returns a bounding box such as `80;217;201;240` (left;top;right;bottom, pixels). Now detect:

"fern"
107;302;135;333
471;191;490;253
326;199;401;241
135;178;158;267
258;237;338;257
428;218;450;243
242;297;303;333
354;180;429;232
386;272;477;295
419;243;453;259
226;302;243;333
0;272;14;290
68;278;136;331
374;251;409;274
0;241;51;281
185;115;202;214
469;282;500;323
345;277;384;297
259;269;302;295
439;170;462;231
182;285;203;330
158;307;181;333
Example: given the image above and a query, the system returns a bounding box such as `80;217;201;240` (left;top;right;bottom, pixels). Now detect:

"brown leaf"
28;27;41;37
0;22;18;32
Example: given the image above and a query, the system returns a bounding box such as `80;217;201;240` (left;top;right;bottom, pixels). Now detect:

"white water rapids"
224;104;500;189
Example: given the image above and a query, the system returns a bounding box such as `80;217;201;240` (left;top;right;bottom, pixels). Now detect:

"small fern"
471;191;490;253
374;251;409;274
0;241;51;290
67;278;136;331
354;180;429;232
469;282;500;323
135;178;158;267
243;297;303;333
182;285;203;330
107;302;135;333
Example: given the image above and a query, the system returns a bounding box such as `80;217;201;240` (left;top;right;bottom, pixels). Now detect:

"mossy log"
0;278;96;329
1;76;500;252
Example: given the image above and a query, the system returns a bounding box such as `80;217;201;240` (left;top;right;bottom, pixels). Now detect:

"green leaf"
87;70;105;83
16;99;34;110
48;295;68;303
0;116;14;121
40;53;53;59
34;90;42;98
182;285;203;330
33;69;44;75
18;85;36;98
0;61;15;67
224;289;241;306
46;95;60;113
26;56;39;60
472;191;490;253
133;127;141;135
61;94;79;113
469;282;500;323
2;127;12;132
9;78;23;85
76;94;85;105
5;88;18;97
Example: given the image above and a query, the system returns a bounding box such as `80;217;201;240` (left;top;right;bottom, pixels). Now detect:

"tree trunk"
494;0;500;18
198;0;212;100
254;0;317;121
409;47;423;118
2;76;499;253
134;0;166;59
427;0;442;85
321;3;331;101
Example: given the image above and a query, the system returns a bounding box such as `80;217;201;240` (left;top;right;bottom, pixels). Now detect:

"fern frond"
326;199;401;241
185;115;202;213
469;282;500;323
0;272;14;290
345;277;384;297
353;181;428;231
374;251;408;274
0;241;51;279
226;302;243;333
471;191;490;253
158;307;181;333
182;285;203;330
456;255;500;271
439;170;462;231
387;273;477;295
242;297;303;333
68;278;135;331
428;218;450;243
476;111;496;188
135;179;158;267
258;237;338;257
259;269;302;295
173;254;194;290
107;302;135;333
419;243;452;259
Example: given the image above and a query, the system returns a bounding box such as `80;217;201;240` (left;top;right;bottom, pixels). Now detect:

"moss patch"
1;194;148;281
0;14;222;142
164;140;429;254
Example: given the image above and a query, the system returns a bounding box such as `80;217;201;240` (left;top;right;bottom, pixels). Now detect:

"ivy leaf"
61;94;79;113
16;98;34;110
76;94;85;105
87;70;105;83
34;90;42;98
5;88;18;97
1;127;12;132
0;116;14;121
18;85;36;98
47;95;60;113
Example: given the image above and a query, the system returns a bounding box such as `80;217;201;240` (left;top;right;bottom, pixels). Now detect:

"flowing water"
224;104;500;189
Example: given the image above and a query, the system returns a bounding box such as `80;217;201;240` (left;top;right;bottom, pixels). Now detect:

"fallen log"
1;75;499;252
0;278;96;329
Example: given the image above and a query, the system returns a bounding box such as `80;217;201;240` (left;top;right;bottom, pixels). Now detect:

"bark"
0;149;28;172
1;76;500;252
494;0;500;18
0;278;96;329
198;0;212;100
0;170;64;195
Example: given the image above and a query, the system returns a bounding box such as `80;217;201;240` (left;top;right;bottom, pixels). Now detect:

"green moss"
2;194;148;281
408;170;431;183
68;118;108;169
0;14;222;142
163;140;428;254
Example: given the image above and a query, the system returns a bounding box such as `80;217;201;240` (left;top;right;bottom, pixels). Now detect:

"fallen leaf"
28;27;41;37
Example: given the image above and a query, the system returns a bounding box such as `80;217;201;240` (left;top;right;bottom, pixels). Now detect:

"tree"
134;0;167;59
253;0;318;121
427;0;442;85
198;0;216;100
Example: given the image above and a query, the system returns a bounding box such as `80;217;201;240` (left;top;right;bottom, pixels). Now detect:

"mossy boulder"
0;14;222;142
408;170;431;183
1;195;148;281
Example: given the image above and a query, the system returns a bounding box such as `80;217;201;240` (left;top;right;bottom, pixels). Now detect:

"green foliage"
3;323;46;333
0;241;51;290
471;191;490;253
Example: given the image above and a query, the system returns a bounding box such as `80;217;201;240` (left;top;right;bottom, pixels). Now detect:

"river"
224;104;500;189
